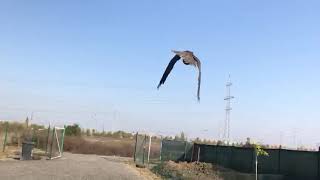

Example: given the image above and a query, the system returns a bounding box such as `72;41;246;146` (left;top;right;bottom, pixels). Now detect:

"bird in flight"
157;50;202;101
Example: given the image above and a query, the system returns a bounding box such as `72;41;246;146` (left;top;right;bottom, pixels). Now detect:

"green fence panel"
161;140;192;162
135;134;148;166
230;147;254;173
216;145;232;168
258;149;280;174
318;149;320;179
185;142;193;162
34;128;49;151
193;144;320;179
280;149;318;179
198;144;217;163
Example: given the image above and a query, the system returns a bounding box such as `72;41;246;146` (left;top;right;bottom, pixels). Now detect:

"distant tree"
179;132;186;141
245;137;251;146
86;129;91;136
65;124;81;136
173;132;187;141
217;140;223;145
174;135;179;141
194;137;202;144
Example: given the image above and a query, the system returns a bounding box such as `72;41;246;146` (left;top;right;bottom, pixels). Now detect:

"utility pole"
223;74;234;142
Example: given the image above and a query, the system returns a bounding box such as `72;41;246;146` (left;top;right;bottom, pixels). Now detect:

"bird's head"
185;50;193;54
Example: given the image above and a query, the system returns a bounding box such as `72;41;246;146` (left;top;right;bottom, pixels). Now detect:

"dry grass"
64;136;161;159
0;145;20;159
64;136;135;157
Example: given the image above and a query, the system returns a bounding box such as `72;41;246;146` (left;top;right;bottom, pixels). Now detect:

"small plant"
253;143;269;180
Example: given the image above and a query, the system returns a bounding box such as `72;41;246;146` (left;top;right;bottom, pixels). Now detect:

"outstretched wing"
193;55;201;101
157;54;181;89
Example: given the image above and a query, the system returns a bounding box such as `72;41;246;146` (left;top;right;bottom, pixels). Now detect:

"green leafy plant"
65;124;81;136
253;143;269;180
253;143;269;156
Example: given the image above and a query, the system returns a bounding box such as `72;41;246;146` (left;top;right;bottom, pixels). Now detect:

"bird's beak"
171;50;179;54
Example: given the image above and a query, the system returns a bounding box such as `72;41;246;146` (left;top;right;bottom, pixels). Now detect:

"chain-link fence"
134;134;148;167
0;122;8;152
160;139;193;162
0;121;65;160
32;125;66;159
33;128;50;153
47;126;65;159
133;133;161;167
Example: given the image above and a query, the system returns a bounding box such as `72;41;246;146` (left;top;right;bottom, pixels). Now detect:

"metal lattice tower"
223;74;234;141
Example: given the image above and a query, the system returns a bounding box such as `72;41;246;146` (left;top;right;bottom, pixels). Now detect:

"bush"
65;124;81;136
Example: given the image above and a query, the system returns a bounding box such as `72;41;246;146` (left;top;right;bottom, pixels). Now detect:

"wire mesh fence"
160;139;193;162
47;127;65;159
33;128;50;153
0;122;8;152
134;134;148;166
133;133;161;167
0;121;65;160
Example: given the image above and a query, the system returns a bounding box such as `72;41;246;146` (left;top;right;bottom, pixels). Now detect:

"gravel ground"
0;153;153;180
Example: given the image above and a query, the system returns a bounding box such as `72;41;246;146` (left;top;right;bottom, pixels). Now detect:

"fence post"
230;145;234;170
60;125;66;154
133;132;138;162
215;144;218;164
45;125;51;154
142;134;147;164
2;122;8;152
197;146;201;162
318;146;320;179
278;145;282;174
49;127;55;159
252;146;255;173
184;141;187;161
147;135;152;164
191;143;195;162
159;138;162;161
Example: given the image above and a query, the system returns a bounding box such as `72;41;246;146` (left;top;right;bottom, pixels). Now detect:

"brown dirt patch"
0;145;20;160
152;161;225;180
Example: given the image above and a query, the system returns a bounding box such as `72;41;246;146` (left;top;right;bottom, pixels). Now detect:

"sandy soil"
0;153;158;180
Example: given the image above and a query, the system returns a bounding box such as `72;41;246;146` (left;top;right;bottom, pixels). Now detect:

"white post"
255;154;258;180
159;138;162;161
197;147;201;162
147;135;152;164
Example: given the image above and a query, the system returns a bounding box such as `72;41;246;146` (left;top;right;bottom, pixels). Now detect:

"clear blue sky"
1;1;319;148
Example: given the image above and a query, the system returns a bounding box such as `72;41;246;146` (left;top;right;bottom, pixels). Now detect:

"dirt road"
0;153;154;180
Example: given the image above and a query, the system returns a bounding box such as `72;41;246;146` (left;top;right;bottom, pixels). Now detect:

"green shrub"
65;124;81;136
